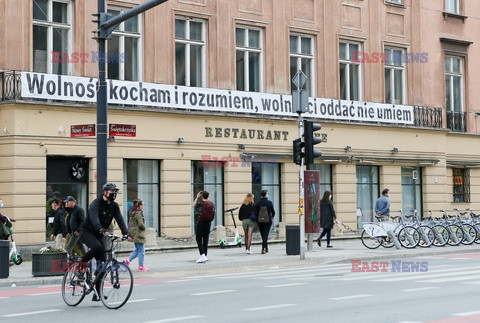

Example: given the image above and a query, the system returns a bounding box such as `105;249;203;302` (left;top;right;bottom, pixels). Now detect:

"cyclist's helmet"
102;182;119;191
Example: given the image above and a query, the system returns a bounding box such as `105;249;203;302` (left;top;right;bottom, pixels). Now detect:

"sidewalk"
2;236;479;287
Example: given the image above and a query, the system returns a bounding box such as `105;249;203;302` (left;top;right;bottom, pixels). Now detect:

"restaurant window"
191;161;224;234
308;164;333;197
123;160;160;234
33;0;72;75
252;162;281;231
453;168;470;203
401;167;423;218
356;166;379;229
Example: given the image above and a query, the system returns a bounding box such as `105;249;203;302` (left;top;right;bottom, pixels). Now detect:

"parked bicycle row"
361;208;480;249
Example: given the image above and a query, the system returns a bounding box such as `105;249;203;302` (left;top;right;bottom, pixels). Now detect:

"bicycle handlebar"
224;207;239;213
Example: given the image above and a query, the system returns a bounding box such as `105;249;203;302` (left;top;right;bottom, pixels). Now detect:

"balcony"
446;111;466;132
1;70;443;130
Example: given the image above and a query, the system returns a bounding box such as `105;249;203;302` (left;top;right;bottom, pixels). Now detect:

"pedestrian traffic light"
304;120;322;166
293;138;305;165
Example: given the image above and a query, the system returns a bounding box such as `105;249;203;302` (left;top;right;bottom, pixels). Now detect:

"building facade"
0;0;479;246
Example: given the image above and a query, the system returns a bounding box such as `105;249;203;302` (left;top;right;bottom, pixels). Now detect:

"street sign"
292;70;309;114
292;70;307;90
109;124;136;137
71;124;95;137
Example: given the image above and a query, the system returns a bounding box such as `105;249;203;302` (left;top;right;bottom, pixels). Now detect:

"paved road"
1;251;480;322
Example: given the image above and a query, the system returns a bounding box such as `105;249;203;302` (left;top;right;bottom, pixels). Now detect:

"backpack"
258;206;269;223
200;200;215;222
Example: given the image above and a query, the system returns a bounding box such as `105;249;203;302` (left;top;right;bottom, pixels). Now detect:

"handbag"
249;211;258;222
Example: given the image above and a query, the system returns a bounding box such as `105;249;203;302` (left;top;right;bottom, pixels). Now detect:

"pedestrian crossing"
185;261;480;285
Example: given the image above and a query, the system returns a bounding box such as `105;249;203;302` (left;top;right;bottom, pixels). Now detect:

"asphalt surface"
2;235;480;288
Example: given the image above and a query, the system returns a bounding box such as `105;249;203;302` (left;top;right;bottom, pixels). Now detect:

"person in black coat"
255;190;275;254
50;199;67;249
318;190;337;248
238;193;256;254
64;196;87;258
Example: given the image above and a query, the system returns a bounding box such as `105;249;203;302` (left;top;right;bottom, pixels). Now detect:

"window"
123;160;160;233
175;17;206;87
339;41;362;100
290;34;314;94
384;47;405;104
252;162;281;231
33;0;72;75
445;55;465;131
401;167;423;218
309;164;333;197
387;0;401;3
453;168;470;202
191;161;224;234
107;8;141;81
445;0;460;14
356;166;379;229
236;26;262;92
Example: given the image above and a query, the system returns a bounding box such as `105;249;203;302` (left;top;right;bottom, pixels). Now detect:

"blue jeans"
128;242;145;267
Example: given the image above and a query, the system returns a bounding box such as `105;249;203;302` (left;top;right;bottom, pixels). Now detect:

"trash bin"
286;225;300;255
0;240;9;278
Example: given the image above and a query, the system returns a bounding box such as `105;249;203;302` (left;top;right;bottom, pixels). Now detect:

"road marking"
190;290;235;296
330;294;372;301
454;310;480;316
28;291;61;296
401;287;439;292
3;309;62;318
244;304;296;311
416;273;480;284
144;315;204;322
128;298;155;303
461;281;480;285
166;279;200;283
266;283;306;288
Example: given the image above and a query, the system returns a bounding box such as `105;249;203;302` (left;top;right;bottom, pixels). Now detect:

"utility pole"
94;0;169;195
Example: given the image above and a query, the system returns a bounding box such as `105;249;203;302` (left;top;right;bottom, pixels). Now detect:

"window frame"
445;55;464;113
289;33;315;96
174;16;206;87
107;6;143;81
339;40;363;101
32;0;73;75
445;0;460;14
251;161;282;229
452;168;470;203
235;25;264;92
384;47;406;104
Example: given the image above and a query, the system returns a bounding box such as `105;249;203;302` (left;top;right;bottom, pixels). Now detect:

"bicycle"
61;234;133;309
361;214;419;249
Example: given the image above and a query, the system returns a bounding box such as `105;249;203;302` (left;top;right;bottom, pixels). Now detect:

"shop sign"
70;124;95;137
21;71;414;125
109;124;136;137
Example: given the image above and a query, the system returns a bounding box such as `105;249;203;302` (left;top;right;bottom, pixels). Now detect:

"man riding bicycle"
80;182;129;301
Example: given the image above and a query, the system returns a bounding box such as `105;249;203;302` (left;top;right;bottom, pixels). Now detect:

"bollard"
419;228;432;246
434;228;445;245
387;230;402;250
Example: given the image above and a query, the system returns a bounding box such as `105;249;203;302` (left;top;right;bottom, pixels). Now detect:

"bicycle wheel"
447;224;463;246
100;261;133;309
398;226;420;249
460;224;477;245
360;230;382;249
61;264;86;306
432;225;449;247
417;226;434;248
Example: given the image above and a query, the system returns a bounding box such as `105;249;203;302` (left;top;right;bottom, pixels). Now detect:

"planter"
32;252;68;277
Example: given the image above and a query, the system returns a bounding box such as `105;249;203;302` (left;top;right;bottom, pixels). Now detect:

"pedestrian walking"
192;191;215;263
124;199;149;271
375;188;391;221
317;191;336;248
63;196;87;259
238;193;256;254
50;198;67;249
255;190;275;254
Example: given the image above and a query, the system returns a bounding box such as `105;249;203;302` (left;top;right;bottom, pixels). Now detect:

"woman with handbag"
238;193;256;255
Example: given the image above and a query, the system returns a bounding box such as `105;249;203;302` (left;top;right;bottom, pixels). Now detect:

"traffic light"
304;120;322;166
293;138;305;165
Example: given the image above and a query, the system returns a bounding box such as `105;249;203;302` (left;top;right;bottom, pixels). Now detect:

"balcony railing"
0;71;21;101
446;111;466;132
413;106;443;129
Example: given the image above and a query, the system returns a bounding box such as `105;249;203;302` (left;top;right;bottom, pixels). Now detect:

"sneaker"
317;239;321;247
124;259;130;266
204;255;208;262
92;294;101;302
196;255;206;263
138;266;150;271
265;248;269;253
327;245;333;248
261;249;266;254
246;249;252;255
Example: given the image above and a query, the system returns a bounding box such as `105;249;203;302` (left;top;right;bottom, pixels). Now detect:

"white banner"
21;72;414;125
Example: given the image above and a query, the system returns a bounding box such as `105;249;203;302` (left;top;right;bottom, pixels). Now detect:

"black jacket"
238;203;255;221
52;207;67;237
320;199;336;229
255;197;275;223
81;196;128;238
65;204;86;234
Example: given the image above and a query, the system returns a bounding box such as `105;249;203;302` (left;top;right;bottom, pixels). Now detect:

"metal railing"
0;71;21;101
446;111;466;132
413;106;443;129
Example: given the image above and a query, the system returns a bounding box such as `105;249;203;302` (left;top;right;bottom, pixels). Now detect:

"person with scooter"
238;193;256;254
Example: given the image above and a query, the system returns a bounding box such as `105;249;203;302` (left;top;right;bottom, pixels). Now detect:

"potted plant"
32;246;68;277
